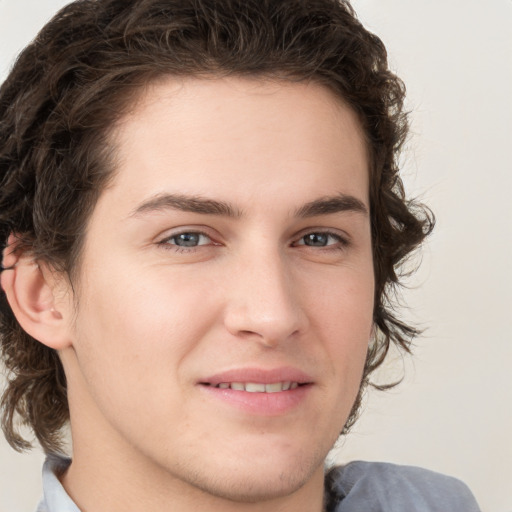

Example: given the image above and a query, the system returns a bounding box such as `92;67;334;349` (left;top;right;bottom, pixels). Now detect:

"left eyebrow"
129;193;242;218
294;193;369;218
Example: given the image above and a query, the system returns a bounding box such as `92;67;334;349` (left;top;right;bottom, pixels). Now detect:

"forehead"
100;76;369;216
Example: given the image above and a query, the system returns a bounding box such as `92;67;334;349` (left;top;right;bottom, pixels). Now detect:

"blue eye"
164;232;211;247
303;233;329;247
297;232;342;247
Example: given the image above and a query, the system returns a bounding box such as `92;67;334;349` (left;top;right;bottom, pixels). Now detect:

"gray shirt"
36;454;481;512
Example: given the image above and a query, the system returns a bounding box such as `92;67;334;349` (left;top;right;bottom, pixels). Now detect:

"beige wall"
1;1;511;511
335;4;512;512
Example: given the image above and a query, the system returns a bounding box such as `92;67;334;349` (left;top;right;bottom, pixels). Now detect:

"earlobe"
1;237;72;350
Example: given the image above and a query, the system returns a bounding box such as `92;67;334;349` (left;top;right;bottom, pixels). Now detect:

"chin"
191;463;317;503
174;442;328;504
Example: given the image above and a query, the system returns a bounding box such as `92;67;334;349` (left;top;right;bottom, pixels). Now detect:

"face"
60;77;374;503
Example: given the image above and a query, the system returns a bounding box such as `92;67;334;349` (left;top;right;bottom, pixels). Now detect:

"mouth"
203;381;304;393
198;367;313;415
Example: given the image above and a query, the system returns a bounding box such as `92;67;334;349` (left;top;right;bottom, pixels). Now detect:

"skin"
4;77;375;512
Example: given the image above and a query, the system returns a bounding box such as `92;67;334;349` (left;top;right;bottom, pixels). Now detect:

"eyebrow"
294;193;368;218
130;193;241;218
130;192;368;219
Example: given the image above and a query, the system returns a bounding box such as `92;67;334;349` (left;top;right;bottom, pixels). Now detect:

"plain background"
0;1;511;511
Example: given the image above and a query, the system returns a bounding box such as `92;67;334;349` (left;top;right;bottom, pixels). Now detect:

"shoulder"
325;461;481;512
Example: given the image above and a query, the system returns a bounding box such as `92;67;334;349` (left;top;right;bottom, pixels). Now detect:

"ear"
1;235;73;350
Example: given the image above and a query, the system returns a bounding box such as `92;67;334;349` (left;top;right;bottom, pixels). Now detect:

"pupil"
304;233;327;246
175;233;199;247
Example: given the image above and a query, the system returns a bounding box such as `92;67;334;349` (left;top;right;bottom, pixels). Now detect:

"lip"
198;366;314;416
200;366;313;386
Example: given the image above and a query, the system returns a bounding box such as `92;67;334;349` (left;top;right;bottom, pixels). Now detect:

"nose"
222;248;308;347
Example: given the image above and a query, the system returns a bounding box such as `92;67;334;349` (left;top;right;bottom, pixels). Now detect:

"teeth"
214;381;301;392
245;383;266;393
265;382;283;393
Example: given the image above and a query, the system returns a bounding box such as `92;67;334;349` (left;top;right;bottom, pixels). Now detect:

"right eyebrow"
129;193;242;218
294;193;369;218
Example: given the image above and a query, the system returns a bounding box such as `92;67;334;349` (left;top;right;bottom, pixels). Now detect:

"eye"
295;232;345;248
161;231;212;248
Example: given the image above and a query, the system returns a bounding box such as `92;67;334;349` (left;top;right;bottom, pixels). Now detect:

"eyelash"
292;231;349;250
157;229;350;253
158;230;215;253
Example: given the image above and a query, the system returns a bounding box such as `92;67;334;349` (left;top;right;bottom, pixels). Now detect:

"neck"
61;443;326;512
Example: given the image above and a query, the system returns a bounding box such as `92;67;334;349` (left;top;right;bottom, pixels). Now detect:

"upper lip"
199;366;314;386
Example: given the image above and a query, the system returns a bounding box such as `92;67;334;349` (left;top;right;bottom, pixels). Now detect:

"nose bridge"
224;241;305;345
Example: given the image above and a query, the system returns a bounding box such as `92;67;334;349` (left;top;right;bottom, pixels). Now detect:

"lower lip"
199;384;312;416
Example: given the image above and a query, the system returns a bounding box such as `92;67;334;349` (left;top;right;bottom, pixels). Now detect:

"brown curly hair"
0;0;433;454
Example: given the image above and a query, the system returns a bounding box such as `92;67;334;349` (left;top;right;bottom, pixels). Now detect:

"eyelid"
156;227;219;247
292;228;351;247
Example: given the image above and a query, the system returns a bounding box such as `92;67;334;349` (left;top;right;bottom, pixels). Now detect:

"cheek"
308;264;374;333
70;267;215;396
67;282;204;436
308;267;374;379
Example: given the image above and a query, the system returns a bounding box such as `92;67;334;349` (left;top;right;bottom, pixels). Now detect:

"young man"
0;1;481;511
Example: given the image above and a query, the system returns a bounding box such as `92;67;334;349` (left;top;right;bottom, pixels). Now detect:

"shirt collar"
39;454;80;512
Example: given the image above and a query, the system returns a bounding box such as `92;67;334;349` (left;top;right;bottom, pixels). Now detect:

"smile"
210;381;301;392
199;367;314;415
